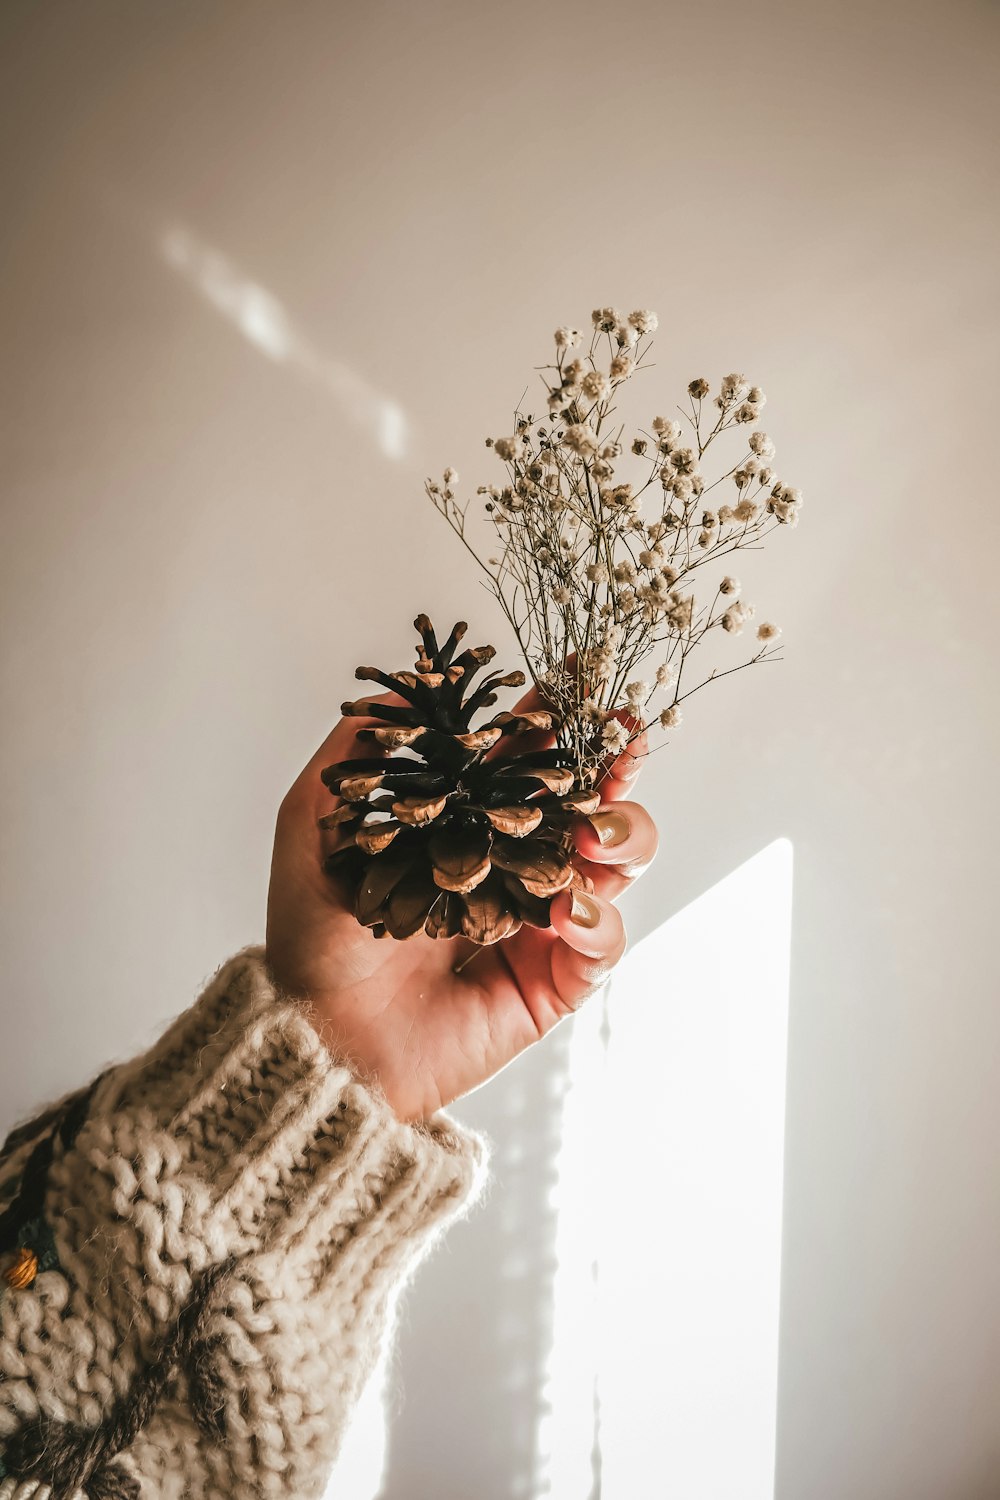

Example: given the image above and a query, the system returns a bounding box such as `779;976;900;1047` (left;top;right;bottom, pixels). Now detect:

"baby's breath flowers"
425;306;801;785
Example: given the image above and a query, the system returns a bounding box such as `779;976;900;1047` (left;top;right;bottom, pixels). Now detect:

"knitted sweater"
0;946;489;1499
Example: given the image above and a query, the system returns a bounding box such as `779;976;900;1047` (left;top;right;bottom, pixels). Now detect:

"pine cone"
320;614;599;943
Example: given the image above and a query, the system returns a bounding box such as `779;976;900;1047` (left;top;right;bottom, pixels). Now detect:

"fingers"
281;689;408;813
548;888;627;1011
484;657;578;766
278;691;409;860
593;721;648;801
571;798;659;902
503;652;580;719
486;660;650;798
303;690;411;783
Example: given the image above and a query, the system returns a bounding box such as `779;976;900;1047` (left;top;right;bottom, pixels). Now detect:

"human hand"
265;682;659;1123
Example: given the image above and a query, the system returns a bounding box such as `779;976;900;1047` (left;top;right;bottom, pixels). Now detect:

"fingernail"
587;810;631;848
569;889;601;927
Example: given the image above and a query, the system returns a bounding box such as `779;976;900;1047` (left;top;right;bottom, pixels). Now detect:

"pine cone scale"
392;794;451;825
483;806;543;836
428;823;493;892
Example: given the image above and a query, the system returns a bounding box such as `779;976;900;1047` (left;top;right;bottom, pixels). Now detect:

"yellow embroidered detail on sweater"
4;1247;38;1291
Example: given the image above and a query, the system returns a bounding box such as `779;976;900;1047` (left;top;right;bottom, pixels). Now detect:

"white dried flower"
615;322;640;348
734;499;758;523
493;436;518;461
666;593;694;632
719;372;750;406
688;378;710;399
592;307;621;332
581;370;610;403
749;430;775;458
770;499;800;526
610;353;634;380
625;680;650;707
551;585;571;604
721;601;752;635
655;662;676;687
443;466;459;485
613;560;637;585
757;621;781;641
734;402;759;424
720;575;740;595
605;483;639;514
563;423;599;458
659;705;683;729
585;561;609;583
747;386;766;407
581;696;605;725
628;309;658;335
601;719;631;755
555;326;582;351
651;417;682;441
672;475;694;502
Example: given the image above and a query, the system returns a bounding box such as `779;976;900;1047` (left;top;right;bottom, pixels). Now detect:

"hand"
265;682;659;1123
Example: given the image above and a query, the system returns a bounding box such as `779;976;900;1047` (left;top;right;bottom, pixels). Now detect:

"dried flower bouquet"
322;307;801;943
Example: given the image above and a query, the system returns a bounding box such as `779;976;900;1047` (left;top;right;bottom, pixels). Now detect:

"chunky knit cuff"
0;946;489;1500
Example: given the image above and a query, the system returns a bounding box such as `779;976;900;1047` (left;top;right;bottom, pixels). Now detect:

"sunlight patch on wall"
536;837;794;1500
160;224;410;460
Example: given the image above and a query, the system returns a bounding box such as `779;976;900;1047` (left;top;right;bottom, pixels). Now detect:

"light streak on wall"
160;224;410;461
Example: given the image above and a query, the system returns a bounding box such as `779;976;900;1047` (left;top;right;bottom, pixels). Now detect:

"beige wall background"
1;2;998;1497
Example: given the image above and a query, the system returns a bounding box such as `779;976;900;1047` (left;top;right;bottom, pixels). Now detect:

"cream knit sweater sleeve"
0;945;490;1500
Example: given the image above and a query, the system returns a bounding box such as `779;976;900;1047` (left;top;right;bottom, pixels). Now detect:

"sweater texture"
0;946;489;1499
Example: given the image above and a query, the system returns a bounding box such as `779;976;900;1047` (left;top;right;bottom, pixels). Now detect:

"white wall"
2;3;999;1496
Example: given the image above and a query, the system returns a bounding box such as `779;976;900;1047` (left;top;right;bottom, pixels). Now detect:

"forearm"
0;946;488;1499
